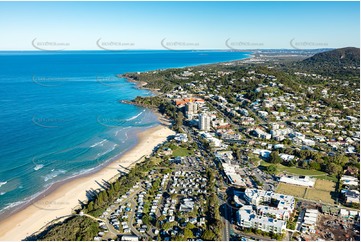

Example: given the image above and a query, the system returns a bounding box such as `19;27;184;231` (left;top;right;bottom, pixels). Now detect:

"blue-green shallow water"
0;50;250;214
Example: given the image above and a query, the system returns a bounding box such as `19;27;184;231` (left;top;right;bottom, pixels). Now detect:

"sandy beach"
0;124;175;241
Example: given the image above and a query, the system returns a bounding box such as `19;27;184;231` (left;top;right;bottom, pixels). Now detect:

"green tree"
186;222;196;230
202;229;216;241
270;151;282;164
175;111;184;132
184;228;194;239
266;164;277;174
87;201;94;212
326;163;343;176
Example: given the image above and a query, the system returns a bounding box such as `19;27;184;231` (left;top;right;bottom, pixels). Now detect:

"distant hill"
291;47;360;78
302;47;360;67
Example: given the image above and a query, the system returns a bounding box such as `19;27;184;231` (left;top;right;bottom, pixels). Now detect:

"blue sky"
0;1;359;50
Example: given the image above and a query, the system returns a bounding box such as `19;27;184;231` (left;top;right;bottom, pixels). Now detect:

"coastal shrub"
38;216;99;241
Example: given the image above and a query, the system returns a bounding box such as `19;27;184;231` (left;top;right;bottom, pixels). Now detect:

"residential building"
185;102;198;119
341;189;360;204
244;189;295;212
199;113;211;131
251;128;271;140
236;206;286;234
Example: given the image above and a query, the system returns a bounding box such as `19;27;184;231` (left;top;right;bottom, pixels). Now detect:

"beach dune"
0;125;175;241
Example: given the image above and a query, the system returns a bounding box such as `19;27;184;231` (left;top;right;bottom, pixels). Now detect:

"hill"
302;47;360;67
290;47;360;78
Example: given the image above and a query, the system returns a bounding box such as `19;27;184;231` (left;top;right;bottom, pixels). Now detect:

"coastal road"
219;197;232;241
183;121;230;240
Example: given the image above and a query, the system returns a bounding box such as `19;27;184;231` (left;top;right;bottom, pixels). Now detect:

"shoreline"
0;124;175;240
117;52;254;89
0;53;252;240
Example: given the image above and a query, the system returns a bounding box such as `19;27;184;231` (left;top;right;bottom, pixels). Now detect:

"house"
174;133;188;143
279;153;295;162
253;149;272;159
340;176;359;187
121;235;139;241
179;198;195;212
341;189;360;204
251;128;271;140
301;209;319;233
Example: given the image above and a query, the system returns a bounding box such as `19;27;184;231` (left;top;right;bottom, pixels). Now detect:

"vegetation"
172;146;194;157
37;216;99;241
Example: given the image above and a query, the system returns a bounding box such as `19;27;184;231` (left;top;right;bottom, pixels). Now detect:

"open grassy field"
276;180;337;204
312;174;338;182
259;160;337;181
304;189;335;204
276;183;307;198
281;166;325;176
172;147;194;157
314;179;336;192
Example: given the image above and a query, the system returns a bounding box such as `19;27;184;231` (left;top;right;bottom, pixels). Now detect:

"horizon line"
0;47;354;52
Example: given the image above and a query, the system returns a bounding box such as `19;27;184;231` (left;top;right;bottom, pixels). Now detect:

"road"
219;197;232;241
182;124;231;241
101;186;143;238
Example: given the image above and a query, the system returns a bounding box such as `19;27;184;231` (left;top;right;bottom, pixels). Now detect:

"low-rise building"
279;175;316;187
236;206;286;234
244;188;295;212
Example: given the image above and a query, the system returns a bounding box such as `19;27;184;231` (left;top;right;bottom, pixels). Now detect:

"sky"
0;1;359;50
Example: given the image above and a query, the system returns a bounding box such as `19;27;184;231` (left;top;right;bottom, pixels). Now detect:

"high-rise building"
185;102;198;119
198;113;211;131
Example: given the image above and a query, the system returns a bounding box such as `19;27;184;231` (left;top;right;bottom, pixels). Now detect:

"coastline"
0;53;252;240
117;52;254;91
0;124;175;240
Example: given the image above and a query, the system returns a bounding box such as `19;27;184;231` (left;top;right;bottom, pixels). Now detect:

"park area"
259;160;338;182
276;179;337;204
172;146;194;157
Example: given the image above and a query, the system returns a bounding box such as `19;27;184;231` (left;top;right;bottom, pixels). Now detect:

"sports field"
276;179;336;204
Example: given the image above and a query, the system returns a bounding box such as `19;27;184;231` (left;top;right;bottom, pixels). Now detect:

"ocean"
0;50;250;215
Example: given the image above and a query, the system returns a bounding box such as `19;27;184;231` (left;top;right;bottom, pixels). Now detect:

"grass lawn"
277;180;337;204
172;147;194;157
304;189;335;204
276;183;307;198
281;166;325;176
259;160;337;181
314;179;336;192
313;175;338;182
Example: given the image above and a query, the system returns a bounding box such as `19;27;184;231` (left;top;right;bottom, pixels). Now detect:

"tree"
185;222;196;230
175;111;184;132
87;201;94;212
175;235;186;241
142;214;151;225
270;151;282;164
309;161;321;171
183;228;194;239
326;163;343;176
202;229;215;241
266;164;277;174
162;222;174;231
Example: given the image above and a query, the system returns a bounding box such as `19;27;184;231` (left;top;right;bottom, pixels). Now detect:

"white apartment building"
185;102;198;119
198;113;211;131
244;188;295;212
236;206;287;234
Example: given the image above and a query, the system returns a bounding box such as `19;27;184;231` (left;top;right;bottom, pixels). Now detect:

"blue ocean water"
0;50;250;214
